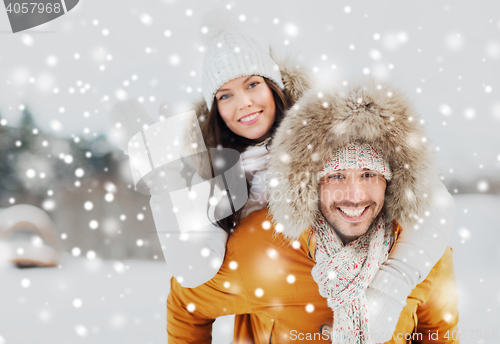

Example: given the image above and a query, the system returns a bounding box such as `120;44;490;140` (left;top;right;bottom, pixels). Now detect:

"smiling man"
267;82;459;343
317;147;391;246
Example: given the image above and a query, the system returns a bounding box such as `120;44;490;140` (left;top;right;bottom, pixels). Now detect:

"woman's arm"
366;180;456;342
150;192;228;288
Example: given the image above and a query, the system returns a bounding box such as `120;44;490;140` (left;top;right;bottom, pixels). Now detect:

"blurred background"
0;0;499;343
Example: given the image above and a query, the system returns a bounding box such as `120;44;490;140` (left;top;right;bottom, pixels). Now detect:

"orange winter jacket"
167;209;459;343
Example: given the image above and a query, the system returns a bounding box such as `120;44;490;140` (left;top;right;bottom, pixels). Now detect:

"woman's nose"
238;94;253;110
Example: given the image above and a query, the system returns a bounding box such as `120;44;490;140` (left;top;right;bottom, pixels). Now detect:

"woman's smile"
238;110;263;125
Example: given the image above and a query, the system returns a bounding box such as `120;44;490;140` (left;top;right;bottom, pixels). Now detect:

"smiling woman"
209;74;286;151
215;75;277;142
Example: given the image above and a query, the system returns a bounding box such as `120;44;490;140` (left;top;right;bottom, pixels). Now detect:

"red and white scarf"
312;214;393;343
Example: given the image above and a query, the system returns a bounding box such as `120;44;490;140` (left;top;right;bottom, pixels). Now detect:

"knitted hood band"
318;143;393;181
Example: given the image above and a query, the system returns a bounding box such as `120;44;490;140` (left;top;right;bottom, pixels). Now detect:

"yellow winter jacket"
167;209;459;343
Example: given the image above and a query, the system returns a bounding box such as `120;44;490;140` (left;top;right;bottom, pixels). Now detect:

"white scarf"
312;214;393;343
240;140;270;218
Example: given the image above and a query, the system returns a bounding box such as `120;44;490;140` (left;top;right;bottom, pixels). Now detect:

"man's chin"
326;215;374;242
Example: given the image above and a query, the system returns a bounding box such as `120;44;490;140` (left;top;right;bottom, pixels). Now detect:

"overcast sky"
0;0;499;183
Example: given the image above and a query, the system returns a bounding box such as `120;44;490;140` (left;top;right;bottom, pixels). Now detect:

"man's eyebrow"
216;76;253;94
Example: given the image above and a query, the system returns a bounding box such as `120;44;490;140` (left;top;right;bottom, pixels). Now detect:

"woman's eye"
219;94;230;100
363;173;376;178
328;174;343;180
248;82;259;89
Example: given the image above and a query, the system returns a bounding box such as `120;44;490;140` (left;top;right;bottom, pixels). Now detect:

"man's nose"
345;178;364;202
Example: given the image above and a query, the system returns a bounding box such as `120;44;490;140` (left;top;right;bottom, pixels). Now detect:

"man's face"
318;168;387;244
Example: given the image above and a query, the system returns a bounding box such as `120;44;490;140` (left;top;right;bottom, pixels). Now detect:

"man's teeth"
240;111;261;122
339;207;366;217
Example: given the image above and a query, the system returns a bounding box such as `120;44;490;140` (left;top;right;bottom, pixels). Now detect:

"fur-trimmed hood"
268;81;438;239
183;55;314;180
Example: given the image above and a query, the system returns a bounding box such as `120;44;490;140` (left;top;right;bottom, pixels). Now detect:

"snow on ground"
0;194;499;344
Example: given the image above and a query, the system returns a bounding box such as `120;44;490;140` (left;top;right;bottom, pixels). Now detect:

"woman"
150;27;455;337
151;27;312;287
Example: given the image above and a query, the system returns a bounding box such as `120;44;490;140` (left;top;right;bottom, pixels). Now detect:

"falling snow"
0;3;499;343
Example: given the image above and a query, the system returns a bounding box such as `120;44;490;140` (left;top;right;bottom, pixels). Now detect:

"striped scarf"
311;214;393;343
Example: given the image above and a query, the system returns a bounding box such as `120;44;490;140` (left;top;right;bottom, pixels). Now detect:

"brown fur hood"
183;55;314;180
268;81;438;239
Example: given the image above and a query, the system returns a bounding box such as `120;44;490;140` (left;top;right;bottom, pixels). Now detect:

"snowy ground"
1;194;499;344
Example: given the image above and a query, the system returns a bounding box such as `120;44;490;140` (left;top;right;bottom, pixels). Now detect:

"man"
167;82;459;343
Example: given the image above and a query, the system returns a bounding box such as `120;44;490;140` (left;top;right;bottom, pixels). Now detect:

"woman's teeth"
239;111;261;122
339;207;367;217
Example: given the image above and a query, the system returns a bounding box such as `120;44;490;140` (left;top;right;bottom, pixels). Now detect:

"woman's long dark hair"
204;78;289;234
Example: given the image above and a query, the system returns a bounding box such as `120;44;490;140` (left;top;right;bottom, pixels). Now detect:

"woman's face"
215;75;276;142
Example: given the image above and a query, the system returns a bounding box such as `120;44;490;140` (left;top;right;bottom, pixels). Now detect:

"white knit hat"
201;28;284;110
318;143;393;180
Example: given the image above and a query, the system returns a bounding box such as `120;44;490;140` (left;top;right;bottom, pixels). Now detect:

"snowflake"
75;324;88;337
446;32;464;51
139;13;153;26
46;55;58;67
477;180;489;192
369;49;382;61
266;249;278;259
26;169;36;178
89;220;99;230
113;261;126;274
285;24;299;37
21;278;30;288
42;199;56;211
170;55;180;66
73;298;82;308
458;227;471;241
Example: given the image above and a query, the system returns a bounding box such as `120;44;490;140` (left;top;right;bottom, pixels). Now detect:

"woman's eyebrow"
217;76;253;94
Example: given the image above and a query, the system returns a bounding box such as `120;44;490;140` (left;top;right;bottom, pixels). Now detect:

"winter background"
0;0;500;343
